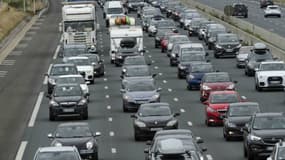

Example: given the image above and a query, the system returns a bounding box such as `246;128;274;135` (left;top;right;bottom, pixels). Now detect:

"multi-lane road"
1;0;285;160
197;0;285;36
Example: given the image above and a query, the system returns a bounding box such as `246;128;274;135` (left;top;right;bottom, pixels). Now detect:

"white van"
104;1;126;26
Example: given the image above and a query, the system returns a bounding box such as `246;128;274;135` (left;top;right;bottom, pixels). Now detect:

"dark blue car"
186;62;214;90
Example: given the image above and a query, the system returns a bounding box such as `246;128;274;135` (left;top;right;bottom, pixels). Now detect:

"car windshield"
54;86;82;97
218;35;239;43
157;30;172;36
139;106;171;117
169;36;189;43
50;66;77;76
277;147;285;160
127;82;155;91
205;74;230;82
181;54;205;62
107;8;124;14
68;58;91;66
85;55;99;63
63;48;87;57
191;64;213;73
229;105;260;116
253;116;285;130
210;93;239;104
260;63;285;71
126;67;150;77
181;47;203;52
56;77;85;84
210;30;225;38
124;57;146;65
157;21;175;28
251;53;273;61
36;151;80;160
55;125;92;138
268;6;279;9
238;46;253;54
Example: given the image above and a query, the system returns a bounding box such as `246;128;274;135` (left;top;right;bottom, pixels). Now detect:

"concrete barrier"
180;0;285;60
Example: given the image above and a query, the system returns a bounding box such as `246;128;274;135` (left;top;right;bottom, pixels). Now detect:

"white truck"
109;16;144;63
60;4;97;52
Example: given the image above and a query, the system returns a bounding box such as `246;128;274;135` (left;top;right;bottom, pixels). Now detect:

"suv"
214;33;242;58
232;3;248;18
243;113;285;160
260;0;274;8
267;141;285;160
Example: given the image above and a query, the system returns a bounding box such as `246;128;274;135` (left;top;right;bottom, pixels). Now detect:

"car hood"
77;66;93;72
257;71;285;77
204;82;234;90
180;61;205;66
125;91;158;99
138;116;173;124
252;129;285;138
53;137;94;148
54;96;82;103
228;116;251;125
209;103;230;110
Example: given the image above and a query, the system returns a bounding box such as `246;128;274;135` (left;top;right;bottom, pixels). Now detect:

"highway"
0;0;285;160
196;0;285;36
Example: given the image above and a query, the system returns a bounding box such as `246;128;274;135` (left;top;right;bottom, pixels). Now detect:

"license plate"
63;108;74;112
150;128;162;131
226;49;233;52
267;147;273;150
270;81;280;84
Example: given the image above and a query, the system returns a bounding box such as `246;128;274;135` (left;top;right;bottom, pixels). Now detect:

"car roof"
158;138;186;155
78;54;99;58
125;55;145;59
179;43;203;48
53;63;76;67
38;146;77;152
58;74;82;78
254;43;267;50
140;102;169;108
254;112;284;117
205;72;228;75
58;122;89;127
217;33;237;37
229;102;259;107
125;65;149;69
55;83;80;87
155;129;193;138
67;56;89;60
260;61;284;64
126;77;154;83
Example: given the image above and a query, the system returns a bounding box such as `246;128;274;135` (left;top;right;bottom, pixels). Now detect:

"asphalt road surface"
197;0;285;36
1;0;285;160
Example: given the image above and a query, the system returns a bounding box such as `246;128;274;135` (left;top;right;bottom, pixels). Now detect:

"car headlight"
202;85;211;90
207;107;217;112
227;122;236;127
258;75;264;79
123;95;129;100
48;78;56;85
249;134;262;141
86;141;94;150
78;99;87;105
152;94;160;99
54;142;62;147
134;120;146;127
178;64;186;69
226;84;235;90
166;120;178;126
50;100;59;106
216;44;222;49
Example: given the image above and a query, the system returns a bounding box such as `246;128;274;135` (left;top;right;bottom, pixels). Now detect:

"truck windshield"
107;8;124;14
64;20;94;32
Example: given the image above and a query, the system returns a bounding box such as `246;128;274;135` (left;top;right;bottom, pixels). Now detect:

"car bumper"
134;125;178;137
206;113;224;125
257;80;285;88
248;143;274;158
79;149;97;159
236;60;246;67
186;79;201;88
178;69;188;78
123;99;160;110
224;126;244;138
170;57;178;65
94;66;104;76
50;105;87;117
215;48;240;56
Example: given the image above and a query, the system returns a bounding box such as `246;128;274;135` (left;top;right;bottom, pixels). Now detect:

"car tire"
264;15;267;18
161;48;165;53
244;14;248;18
115;63;121;67
278;15;281;18
205;119;210;126
177;72;182;79
110;59;114;64
255;83;262;92
200;97;206;102
198;36;202;40
214;53;220;58
90;79;95;84
49;110;55;121
155;44;158;48
247;148;255;160
208;44;212;50
170;61;174;66
82;110;88;120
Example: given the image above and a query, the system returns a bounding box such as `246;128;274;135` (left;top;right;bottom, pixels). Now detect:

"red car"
200;72;237;102
204;90;246;126
160;32;177;53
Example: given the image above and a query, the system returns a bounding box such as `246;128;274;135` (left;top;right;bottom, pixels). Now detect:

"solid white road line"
15;141;28;160
28;92;44;127
53;45;60;59
187;121;193;127
105;95;110;99
111;148;117;154
43;64;52;85
206;154;213;160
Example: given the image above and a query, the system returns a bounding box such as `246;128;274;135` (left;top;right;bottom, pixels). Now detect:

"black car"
243;112;285;160
126;0;145;11
177;53;207;79
244;43;274;76
120;78;161;112
131;103;180;140
79;54;104;77
48;122;101;160
46;63;80;95
232;3;248;18
48;83;88;121
187;18;207;36
206;29;227;50
223;102;260;141
214;33;242;58
186;62;215;90
260;0;274;8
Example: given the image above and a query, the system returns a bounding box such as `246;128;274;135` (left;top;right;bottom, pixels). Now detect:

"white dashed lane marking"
104;86;109;90
15;141;28;160
154;66;159;70
206;154;213;160
0;60;15;66
108;117;113;122
168;88;172;92
105;95;110;99
9;51;23;56
180;109;185;113
104;78;108;82
109;131;115;137
162;80;167;84
107;105;111;110
0;71;8;78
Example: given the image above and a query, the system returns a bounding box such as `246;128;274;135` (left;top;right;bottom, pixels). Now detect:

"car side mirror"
146;140;152;145
152;74;157;78
176;54;179;58
47;133;54;139
94;132;101;137
174;113;180;117
80;72;86;77
120;89;126;93
196;137;204;144
130;114;137;118
144;148;149;153
92;62;96;66
157;88;162;92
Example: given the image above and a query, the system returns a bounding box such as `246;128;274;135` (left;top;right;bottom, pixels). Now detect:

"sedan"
120;78;161;112
48;122;101;160
264;5;281;17
204;90;246;126
131;103;180;140
166;35;190;53
33;146;81;160
79;54;105;77
223;102;260;141
48;84;88;121
186;62;214;90
236;46;253;68
213;33;242;58
200;72;237;102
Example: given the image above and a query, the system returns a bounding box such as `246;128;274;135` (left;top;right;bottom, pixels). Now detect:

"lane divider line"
206;154;213;160
168;88;172;92
53;45;60;59
43;64;52;85
15;141;28;160
107;105;111;110
187;121;193;127
108;117;113;122
28;92;44;127
174;98;179;102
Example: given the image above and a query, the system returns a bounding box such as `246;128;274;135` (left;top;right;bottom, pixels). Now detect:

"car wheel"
244;14;248;18
200;97;206;102
170;61;174;66
90;79;95;84
245;68;248;76
255;83;262;92
214;53;220;58
155;44;158;48
110;59;114;64
187;85;192;90
177;72;182;79
198;36;202;40
115;63;121;67
180;23;183;28
278;15;281;18
247;148;255;160
49;110;55;121
264;15;267;18
205;119;211;126
208;44;212;50
100;71;105;76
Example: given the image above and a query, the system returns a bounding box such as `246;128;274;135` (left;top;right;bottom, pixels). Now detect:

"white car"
264;5;281;17
255;61;285;91
65;56;95;84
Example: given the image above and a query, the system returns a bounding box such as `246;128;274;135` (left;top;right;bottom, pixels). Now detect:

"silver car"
33;146;81;160
236;46;253;68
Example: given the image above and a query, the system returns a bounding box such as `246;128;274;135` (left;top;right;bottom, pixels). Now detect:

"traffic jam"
30;0;285;160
